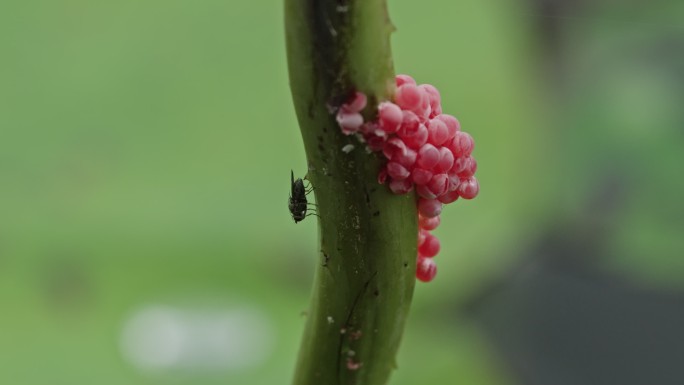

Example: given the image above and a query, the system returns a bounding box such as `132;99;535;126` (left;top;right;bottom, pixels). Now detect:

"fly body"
289;170;310;223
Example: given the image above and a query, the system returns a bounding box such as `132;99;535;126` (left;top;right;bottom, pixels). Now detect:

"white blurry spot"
341;144;355;153
327;316;334;324
120;305;274;373
120;306;185;369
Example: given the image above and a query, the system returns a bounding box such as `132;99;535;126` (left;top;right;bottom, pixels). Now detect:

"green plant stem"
285;1;417;384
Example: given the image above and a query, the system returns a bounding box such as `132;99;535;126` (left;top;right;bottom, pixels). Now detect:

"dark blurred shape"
531;0;585;50
473;256;684;385
467;171;684;384
40;256;93;312
461;130;684;383
529;0;586;84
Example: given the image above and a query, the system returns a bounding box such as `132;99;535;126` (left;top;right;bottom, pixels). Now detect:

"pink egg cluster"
336;74;480;283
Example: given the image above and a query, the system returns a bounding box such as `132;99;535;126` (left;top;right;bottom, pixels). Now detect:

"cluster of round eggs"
336;75;479;282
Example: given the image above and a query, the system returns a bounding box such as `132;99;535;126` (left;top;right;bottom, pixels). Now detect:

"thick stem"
285;1;417;384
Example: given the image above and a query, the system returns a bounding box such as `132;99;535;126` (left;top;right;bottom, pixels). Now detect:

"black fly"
289;170;315;223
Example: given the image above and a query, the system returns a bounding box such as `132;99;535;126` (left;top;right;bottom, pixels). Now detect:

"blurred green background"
1;0;683;384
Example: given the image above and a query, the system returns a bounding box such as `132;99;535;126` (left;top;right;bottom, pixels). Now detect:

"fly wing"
291;170;295;196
